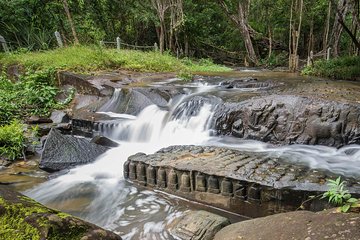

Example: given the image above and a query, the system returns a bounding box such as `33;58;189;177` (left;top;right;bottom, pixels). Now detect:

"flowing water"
25;75;360;239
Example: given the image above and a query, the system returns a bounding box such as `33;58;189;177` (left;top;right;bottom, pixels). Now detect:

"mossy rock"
0;187;121;240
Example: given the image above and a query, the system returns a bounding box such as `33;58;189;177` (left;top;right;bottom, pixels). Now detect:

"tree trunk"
329;0;348;57
217;0;258;66
322;1;331;57
62;0;79;45
289;0;303;72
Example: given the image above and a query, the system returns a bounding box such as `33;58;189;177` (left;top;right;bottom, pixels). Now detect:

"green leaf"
347;198;358;203
340;204;350;213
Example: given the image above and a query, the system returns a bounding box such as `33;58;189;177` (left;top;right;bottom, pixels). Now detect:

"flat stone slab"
169;210;230;240
124;145;360;217
214;209;360;240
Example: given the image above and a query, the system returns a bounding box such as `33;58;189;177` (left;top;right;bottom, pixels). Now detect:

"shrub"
322;177;359;212
302;56;360;80
0;121;24;161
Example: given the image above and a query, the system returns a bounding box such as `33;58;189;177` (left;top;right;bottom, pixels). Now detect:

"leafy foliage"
0;121;24;161
302;56;360;80
0;68;60;125
322;177;359;213
0;46;230;73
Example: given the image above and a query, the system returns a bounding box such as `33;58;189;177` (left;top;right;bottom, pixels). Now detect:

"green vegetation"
0;195;90;240
1;0;359;68
0;121;24;161
0;68;59;124
0;46;230;73
322;177;359;213
302;56;360;80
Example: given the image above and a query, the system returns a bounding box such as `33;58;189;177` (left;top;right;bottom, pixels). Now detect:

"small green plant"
322;177;359;212
177;70;193;81
0;120;25;161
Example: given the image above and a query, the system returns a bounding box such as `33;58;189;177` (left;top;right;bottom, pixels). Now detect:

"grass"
302;56;360;80
0;45;231;73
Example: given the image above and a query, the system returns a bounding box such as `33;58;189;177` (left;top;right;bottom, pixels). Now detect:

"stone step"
124;145;360;218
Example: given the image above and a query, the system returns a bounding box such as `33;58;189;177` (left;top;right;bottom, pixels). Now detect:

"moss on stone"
0;196;89;240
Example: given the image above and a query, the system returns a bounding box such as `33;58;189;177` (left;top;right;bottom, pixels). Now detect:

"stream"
21;71;360;239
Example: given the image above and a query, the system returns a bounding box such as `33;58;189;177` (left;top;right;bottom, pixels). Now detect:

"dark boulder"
0;187;121;240
39;129;108;172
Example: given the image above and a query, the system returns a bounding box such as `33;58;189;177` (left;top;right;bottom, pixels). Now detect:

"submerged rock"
214;209;360;240
39;129;108;172
124;145;360;218
169;210;230;240
0;187;121;240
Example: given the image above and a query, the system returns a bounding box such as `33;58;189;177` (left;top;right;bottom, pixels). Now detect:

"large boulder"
214;95;360;147
39;129;108;172
214;209;360;240
0;187;121;240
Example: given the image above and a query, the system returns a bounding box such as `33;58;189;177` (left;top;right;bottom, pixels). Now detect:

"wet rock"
169;210;230;240
219;77;275;89
50;110;70;124
0;187;121;240
98;87;183;115
171;95;222;120
90;135;119;148
214;95;360;147
58;72;114;97
26;116;52;124
125;145;360;218
214;210;360;240
40;129;108;172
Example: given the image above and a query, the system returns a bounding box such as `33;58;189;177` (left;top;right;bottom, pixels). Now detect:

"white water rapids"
25;83;360;239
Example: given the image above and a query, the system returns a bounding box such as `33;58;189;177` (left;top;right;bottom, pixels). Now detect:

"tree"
62;0;79;44
217;0;258;65
288;0;304;72
151;0;171;53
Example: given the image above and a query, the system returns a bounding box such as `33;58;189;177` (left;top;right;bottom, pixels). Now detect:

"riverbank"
0;46;230;163
302;56;360;81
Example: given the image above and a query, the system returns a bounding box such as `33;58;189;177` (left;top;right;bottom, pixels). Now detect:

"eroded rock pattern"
124;145;360;218
214;95;360;147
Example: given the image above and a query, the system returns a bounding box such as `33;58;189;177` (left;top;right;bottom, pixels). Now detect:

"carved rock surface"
124;145;360;217
214;209;360;240
169;210;230;240
0;187;121;240
40;129;108;172
214;95;360;147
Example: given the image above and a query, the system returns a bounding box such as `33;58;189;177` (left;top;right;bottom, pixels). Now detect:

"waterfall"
26;97;215;239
